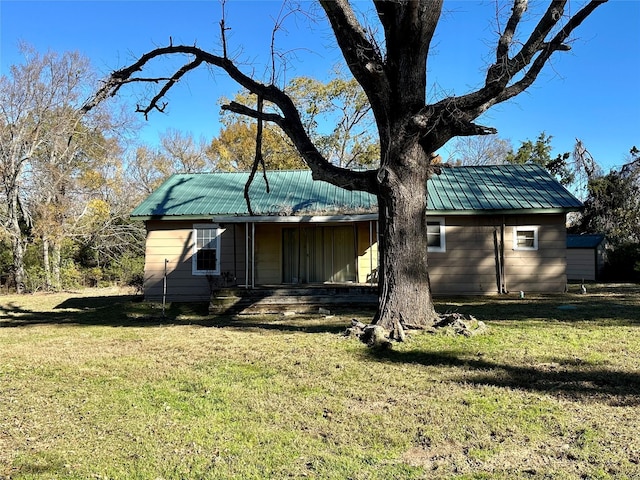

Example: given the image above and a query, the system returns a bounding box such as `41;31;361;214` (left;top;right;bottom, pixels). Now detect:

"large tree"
84;0;607;332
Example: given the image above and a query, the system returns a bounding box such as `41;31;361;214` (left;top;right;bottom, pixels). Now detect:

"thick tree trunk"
373;154;439;332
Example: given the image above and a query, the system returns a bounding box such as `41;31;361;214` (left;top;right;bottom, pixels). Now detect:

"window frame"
192;224;222;275
426;217;446;253
513;225;539;251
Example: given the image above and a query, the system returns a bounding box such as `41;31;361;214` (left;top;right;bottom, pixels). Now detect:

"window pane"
427;222;441;248
197;228;216;249
517;230;535;248
196;249;217;271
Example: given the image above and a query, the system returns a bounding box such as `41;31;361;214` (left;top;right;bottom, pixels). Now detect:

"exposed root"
345;313;488;348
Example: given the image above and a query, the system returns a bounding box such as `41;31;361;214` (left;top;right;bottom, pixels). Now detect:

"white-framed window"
192;224;221;275
513;226;539;251
427;217;446;252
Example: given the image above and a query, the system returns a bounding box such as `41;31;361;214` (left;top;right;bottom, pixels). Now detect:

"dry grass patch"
1;285;639;479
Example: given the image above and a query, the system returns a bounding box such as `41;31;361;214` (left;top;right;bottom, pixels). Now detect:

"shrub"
603;242;640;282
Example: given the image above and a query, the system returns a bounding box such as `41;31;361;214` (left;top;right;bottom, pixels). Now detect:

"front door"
282;225;356;284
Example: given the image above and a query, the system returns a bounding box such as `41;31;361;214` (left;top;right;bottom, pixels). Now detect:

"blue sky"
1;0;638;171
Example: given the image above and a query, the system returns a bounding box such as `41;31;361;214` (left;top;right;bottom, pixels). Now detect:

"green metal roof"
131;164;582;220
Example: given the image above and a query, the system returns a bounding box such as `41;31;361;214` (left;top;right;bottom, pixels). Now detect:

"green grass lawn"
1;285;639;479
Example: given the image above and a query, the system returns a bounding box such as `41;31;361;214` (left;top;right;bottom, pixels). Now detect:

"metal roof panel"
131;165;583;219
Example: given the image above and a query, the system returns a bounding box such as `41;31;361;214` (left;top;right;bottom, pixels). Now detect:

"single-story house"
566;233;608;281
130;164;583;302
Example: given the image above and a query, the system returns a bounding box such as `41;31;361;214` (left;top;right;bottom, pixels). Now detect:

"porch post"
251;222;256;289
245;222;249;290
369;220;373;286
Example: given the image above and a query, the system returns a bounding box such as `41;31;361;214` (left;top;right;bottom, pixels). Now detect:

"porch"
209;284;378;315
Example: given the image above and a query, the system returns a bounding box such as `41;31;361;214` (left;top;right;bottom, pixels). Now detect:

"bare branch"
244;95;269;216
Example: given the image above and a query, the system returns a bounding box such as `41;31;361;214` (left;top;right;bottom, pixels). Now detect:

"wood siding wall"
428;214;567;295
143;220;246;302
142;214;566;302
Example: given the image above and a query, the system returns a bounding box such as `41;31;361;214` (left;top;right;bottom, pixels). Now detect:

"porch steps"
209;286;378;315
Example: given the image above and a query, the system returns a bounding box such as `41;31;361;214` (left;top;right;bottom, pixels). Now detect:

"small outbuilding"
566;233;608;281
131;164;583;302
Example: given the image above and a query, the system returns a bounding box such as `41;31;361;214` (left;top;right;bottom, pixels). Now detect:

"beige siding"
143;214;568;301
254;224;282;284
356;221;378;284
143;220;247;302
429;214;567;295
567;249;596;281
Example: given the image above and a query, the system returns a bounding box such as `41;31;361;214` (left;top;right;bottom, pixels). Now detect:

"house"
566;233;608;282
130;164;583;302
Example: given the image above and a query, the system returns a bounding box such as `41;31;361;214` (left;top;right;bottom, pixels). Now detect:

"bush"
603;242;640;282
103;254;145;290
60;262;82;289
24;266;46;293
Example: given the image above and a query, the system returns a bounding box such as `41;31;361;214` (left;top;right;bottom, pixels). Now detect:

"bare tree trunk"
52;241;61;290
373;149;438;331
43;237;51;290
8;193;25;294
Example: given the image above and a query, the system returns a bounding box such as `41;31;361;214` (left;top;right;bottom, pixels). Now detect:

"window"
513;226;539;250
193;224;221;275
426;217;446;252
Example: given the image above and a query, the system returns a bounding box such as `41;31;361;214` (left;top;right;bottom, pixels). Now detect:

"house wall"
253;221;378;285
429;214;567;295
142;214;566;302
356;222;378;284
143;220;246;302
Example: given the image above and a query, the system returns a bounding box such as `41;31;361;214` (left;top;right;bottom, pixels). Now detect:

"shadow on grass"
0;294;351;333
0;295;215;328
364;347;640;406
435;283;640;326
209;315;349;334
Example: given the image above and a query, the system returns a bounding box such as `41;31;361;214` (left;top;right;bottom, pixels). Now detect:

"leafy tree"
569;146;640;280
84;1;607;331
505;132;573;185
572;147;640;244
208;108;306;171
209;75;377;171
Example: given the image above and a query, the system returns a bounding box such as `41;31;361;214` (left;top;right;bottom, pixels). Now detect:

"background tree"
84;0;607;332
505;132;574;185
208;75;378;171
0;46;92;292
160;129;213;173
570;146;640;280
0;45;138;292
207;104;305;171
448;134;512;166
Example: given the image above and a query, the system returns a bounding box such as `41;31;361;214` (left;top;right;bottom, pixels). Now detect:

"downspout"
162;258;169;317
369;220;373;286
501;216;507;293
493;228;502;294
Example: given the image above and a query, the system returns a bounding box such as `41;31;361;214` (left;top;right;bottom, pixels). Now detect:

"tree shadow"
0;294;353;333
435;284;640;326
209;315;349;334
364;347;640;406
0;295;212;328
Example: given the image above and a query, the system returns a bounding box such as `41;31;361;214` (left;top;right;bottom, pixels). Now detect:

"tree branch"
81;43;378;193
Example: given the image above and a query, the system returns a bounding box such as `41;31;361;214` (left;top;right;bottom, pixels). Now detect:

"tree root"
345;313;488;348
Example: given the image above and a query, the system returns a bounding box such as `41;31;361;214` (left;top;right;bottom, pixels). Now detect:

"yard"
1;284;639;479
